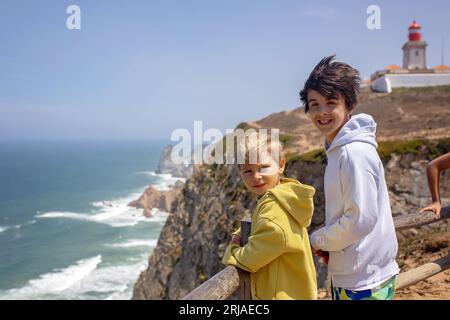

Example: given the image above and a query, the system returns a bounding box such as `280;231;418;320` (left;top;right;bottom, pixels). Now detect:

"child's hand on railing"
420;201;441;218
230;234;241;246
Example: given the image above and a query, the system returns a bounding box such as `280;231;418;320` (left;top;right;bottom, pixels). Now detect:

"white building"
371;20;450;93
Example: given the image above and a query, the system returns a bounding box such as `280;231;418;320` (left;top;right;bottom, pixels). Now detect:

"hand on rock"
420;201;441;218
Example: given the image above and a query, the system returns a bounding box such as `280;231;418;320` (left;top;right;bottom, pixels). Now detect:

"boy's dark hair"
299;55;361;113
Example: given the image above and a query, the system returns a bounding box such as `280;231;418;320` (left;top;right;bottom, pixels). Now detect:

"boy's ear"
348;107;354;118
279;156;286;175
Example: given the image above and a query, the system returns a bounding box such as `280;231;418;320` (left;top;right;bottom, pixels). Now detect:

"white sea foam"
0;255;102;300
76;259;149;299
0;222;29;233
108;239;158;248
35;170;178;228
0;252;154;300
36;192;150;227
138;171;186;191
148;208;170;223
36;209;147;228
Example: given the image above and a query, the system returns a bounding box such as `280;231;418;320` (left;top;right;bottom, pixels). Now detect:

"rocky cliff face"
132;138;450;300
156;145;193;178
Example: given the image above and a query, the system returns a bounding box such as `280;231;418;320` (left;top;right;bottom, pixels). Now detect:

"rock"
156;145;193;178
143;208;153;218
128;180;184;215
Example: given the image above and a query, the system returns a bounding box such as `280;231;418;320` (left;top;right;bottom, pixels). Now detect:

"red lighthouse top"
408;20;422;41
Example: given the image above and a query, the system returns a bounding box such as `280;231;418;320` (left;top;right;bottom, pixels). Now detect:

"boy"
300;55;399;300
420;152;450;218
222;132;317;299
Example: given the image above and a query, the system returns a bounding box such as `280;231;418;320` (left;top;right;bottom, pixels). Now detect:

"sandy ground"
395;228;450;300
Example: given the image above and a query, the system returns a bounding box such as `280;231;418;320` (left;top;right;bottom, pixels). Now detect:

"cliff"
156;145;193;178
133;86;450;299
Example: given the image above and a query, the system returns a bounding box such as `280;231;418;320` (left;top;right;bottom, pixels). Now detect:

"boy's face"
306;90;352;145
239;152;285;196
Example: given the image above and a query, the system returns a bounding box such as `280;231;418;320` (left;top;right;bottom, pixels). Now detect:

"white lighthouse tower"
370;19;450;93
402;20;427;70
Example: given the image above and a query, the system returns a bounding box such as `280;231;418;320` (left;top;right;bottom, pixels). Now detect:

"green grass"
377;139;428;160
234;122;255;131
285;138;450;165
286;149;327;164
392;85;450;94
378;138;450;161
279;134;294;148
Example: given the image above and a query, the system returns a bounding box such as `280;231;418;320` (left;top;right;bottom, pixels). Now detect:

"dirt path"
395;228;450;300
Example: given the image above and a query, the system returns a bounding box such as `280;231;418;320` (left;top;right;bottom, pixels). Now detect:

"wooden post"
239;215;252;300
181;215;253;300
182;265;240;300
396;254;450;290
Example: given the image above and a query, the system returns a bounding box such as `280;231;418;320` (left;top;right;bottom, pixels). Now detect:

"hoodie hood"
265;177;315;227
326;113;378;155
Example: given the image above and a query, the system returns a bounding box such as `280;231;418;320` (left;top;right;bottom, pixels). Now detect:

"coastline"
0;140;179;300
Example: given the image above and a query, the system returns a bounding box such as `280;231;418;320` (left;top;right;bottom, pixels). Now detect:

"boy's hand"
420;201;441;218
230;234;241;245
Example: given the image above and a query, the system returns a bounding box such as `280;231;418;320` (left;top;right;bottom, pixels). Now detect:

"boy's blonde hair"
236;130;284;166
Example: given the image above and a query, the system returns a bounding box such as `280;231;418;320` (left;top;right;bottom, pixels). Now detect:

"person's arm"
310;151;379;252
420;152;450;217
222;204;286;273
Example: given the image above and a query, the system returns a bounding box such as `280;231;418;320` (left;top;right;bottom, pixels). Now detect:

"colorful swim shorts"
332;275;396;300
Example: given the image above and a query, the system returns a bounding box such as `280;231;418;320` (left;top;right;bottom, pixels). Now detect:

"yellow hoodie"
222;177;317;300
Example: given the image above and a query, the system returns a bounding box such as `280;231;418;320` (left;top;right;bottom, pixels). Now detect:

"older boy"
300;55;399;300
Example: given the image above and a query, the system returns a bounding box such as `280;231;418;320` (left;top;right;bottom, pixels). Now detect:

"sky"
1;0;449;142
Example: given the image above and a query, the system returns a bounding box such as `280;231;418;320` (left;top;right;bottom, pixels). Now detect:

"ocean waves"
35;197;154;228
0;255;102;300
35;172;177;227
107;239;158;248
0;253;151;300
0;220;36;234
35;207;169;228
0;164;178;300
138;171;186;191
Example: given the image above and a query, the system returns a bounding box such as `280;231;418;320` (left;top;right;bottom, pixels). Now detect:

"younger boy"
300;55;399;300
222;132;317;299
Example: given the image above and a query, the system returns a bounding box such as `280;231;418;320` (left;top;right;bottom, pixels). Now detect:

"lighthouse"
370;19;450;93
402;20;428;70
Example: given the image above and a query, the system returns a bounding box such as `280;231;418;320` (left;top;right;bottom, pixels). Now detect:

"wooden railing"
182;206;450;300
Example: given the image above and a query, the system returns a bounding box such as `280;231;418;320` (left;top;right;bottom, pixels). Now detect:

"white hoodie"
309;113;399;290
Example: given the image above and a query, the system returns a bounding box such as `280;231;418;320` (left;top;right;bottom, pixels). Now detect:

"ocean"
0;140;181;300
